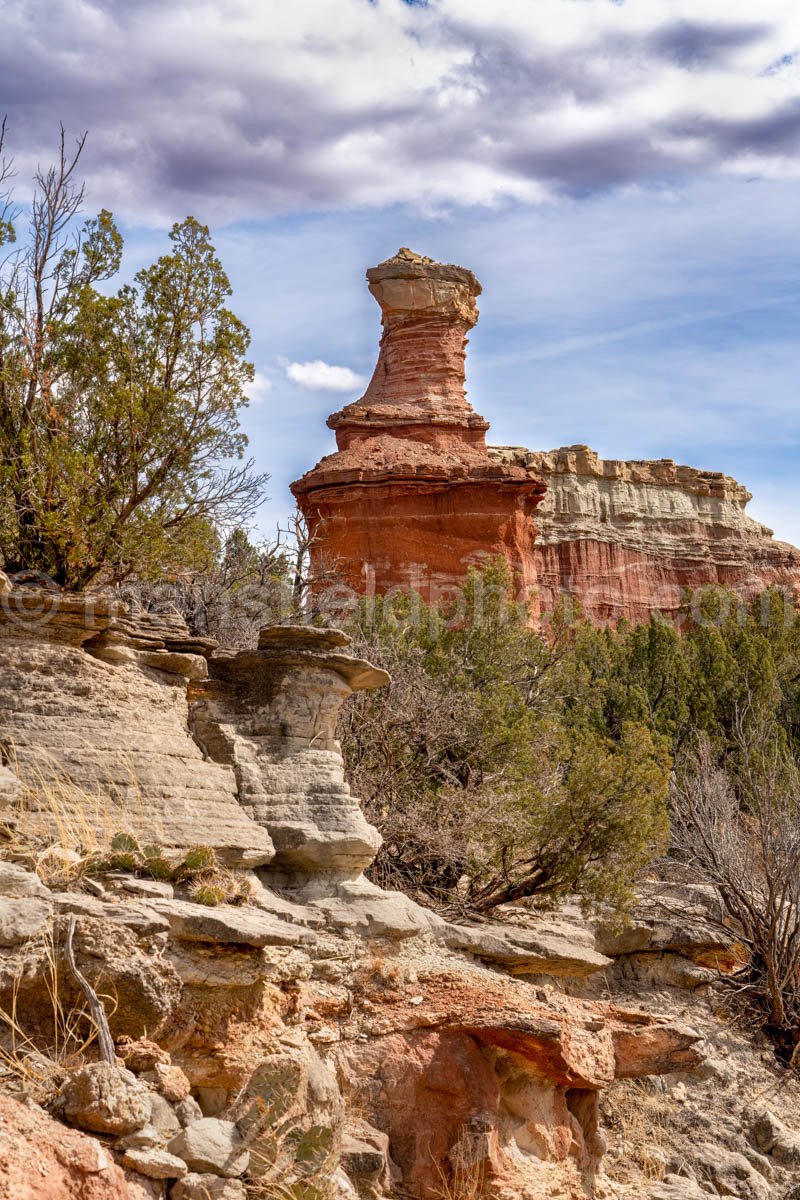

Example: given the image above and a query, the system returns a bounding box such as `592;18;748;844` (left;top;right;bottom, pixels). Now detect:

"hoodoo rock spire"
291;249;546;604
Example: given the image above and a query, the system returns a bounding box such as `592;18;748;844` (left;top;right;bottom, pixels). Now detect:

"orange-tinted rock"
0;1094;133;1200
293;248;800;624
491;444;800;623
335;967;701;1198
291;249;546;605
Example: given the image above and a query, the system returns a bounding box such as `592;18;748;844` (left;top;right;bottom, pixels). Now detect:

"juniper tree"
0;124;267;588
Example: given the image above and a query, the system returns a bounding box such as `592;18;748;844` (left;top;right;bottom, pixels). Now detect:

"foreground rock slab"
443;916;611;977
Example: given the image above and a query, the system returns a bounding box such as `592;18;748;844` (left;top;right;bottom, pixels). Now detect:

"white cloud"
245;371;273;403
286;360;365;392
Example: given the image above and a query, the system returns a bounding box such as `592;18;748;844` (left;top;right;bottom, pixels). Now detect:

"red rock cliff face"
490;444;800;624
291;249;546;605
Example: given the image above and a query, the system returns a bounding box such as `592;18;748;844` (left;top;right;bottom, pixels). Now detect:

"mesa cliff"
293;250;800;624
490;444;800;624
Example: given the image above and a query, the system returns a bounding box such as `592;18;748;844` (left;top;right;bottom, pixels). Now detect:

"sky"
2;0;800;542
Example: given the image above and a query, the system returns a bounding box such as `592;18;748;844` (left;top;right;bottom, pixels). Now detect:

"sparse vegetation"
343;567;800;1058
0;924;113;1106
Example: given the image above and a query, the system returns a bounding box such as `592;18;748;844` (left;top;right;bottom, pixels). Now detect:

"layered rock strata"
7;587;800;1198
190;625;388;885
490;444;800;623
0;586;273;867
291;248;546;604
0;585;386;876
0;854;706;1200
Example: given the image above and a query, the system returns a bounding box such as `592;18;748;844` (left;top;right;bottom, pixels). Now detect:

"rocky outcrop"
0;856;705;1200
0;585;386;877
5;582;800;1199
191;626;388;886
0;587;273;866
0;588;713;1200
291;250;800;624
291;248;546;604
490;444;800;623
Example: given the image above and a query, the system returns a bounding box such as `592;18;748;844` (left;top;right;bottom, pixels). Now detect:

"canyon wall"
490;444;800;624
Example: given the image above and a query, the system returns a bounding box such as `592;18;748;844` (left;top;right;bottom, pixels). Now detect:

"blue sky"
3;0;800;542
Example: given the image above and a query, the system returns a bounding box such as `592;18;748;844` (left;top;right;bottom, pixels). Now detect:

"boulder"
121;1147;188;1180
693;1141;770;1200
0;861;49;898
748;1106;800;1166
121;1171;164;1200
340;1118;396;1197
0;896;52;946
148;1093;182;1141
62;1063;151;1136
167;1119;249;1179
174;1096;204;1128
116;1038;171;1073
116;1125;162;1151
141;1063;191;1103
649;1177;711;1199
171;1176;246;1200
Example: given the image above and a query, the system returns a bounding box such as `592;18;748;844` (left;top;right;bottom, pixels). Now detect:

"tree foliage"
0;125;267;588
342;566;800;921
341;563;671;915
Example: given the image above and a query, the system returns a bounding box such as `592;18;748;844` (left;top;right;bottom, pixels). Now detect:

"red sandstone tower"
291;248;546;605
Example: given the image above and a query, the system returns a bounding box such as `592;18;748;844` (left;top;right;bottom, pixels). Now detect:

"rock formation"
491;444;800;623
0;585;386;875
0;576;747;1200
291;248;546;604
191;625;388;885
292;252;800;624
0;587;273;867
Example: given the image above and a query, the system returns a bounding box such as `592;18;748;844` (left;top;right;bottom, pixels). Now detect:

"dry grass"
0;748;251;902
0;925;116;1105
0;744;153;885
432;1155;487;1200
602;1079;685;1185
